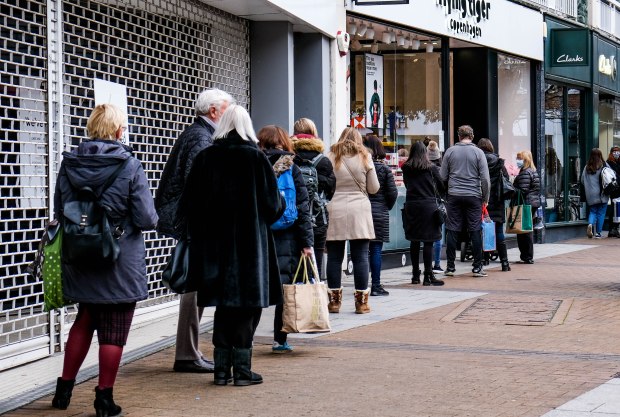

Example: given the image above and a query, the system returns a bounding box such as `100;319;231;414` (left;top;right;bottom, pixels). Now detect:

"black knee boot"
213;347;233;385
52;377;75;410
232;348;263;386
94;386;122;417
411;269;421;285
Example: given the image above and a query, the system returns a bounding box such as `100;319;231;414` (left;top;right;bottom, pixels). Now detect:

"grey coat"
581;166;609;206
54;139;158;304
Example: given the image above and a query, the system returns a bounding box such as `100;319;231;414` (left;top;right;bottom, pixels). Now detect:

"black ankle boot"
213;347;233;385
423;270;444;286
411;269;421;285
232;348;263;386
501;260;511;272
52;377;75;410
94;386;122;417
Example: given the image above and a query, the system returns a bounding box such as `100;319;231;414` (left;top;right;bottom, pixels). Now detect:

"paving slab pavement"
2;239;620;416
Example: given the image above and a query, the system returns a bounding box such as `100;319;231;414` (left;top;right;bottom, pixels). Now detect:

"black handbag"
161;237;195;294
430;169;447;225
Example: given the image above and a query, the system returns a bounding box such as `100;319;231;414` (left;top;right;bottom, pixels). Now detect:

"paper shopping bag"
506;203;533;234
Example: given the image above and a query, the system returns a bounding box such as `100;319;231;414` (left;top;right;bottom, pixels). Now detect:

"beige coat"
326;153;380;241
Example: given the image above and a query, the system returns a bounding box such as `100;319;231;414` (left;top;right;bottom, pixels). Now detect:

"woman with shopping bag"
511;150;541;264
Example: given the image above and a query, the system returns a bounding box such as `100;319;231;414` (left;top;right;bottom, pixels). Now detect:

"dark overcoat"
401;163;444;242
181;131;285;308
484;151;509;223
54;139;159;303
369;160;398;242
264;148;314;284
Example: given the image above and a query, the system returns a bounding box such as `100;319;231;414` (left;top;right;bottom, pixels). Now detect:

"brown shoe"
327;288;343;313
354;289;371;314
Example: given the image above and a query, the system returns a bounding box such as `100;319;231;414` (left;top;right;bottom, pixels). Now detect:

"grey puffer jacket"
369;160;398;242
54;139;158;304
155;117;215;238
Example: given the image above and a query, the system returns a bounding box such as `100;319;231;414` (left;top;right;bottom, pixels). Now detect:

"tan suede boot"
354;289;371;314
327;288;343;313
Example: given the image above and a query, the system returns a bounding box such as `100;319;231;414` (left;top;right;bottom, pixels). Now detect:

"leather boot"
608;223;620;238
501;260;511;271
93;386;122;417
232;348;263;386
411;269;421;285
354;289;371;314
327;287;342;313
52;377;75;410
213;347;233;385
423;270;444;286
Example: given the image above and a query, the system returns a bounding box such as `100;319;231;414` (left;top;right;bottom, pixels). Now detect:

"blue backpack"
272;167;298;230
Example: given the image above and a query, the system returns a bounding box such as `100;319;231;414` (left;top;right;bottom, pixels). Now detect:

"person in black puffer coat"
606;146;620;238
364;135;398;296
258;125;314;354
478;139;511;271
512;150;541;264
291;118;336;279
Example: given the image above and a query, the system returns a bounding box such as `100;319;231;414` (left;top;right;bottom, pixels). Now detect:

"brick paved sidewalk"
4;237;620;417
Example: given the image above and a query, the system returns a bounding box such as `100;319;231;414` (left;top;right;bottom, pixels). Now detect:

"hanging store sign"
549;29;589;67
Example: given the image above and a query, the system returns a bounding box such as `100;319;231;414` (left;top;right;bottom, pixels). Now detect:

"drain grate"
454;298;563;325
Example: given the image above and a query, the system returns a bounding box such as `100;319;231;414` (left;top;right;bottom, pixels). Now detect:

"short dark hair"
457;125;474;140
477;138;494;153
364;134;386;160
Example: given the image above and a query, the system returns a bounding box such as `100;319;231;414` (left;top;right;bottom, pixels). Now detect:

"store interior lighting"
371;42;379;53
381;31;392;44
397;35;405;46
365;26;375;39
426;43;434;53
347;19;357;36
357;23;368;37
411;38;421;50
390;31;397;43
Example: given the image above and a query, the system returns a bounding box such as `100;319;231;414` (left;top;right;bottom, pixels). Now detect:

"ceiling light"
357;24;368;37
411;39;420;50
365;27;375;39
381;31;392;44
390;31;396;42
347;20;357;36
371;42;379;53
426;43;434;53
404;37;411;48
397;35;405;47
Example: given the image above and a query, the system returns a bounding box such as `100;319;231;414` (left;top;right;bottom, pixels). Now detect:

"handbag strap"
342;158;368;197
429;168;443;206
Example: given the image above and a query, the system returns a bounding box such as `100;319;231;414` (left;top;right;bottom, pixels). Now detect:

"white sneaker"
587;224;593;238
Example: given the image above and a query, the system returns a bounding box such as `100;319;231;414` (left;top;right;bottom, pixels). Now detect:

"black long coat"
264;148;314;284
181;131;285;308
484;151;509;223
369;160;398;242
402;163;445;242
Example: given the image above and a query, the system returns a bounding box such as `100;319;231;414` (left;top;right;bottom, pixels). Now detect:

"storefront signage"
437;0;491;39
549;29;589;67
365;54;384;130
599;54;617;81
354;0;408;3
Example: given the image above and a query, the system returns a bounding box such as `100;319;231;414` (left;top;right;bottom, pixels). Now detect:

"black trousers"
409;241;433;272
517;232;534;261
446;229;483;269
212;306;262;349
273;303;287;345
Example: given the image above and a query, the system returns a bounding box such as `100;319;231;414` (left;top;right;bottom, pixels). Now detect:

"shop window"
598;96;620;156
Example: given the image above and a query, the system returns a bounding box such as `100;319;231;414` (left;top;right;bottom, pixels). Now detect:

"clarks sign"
549;28;590;67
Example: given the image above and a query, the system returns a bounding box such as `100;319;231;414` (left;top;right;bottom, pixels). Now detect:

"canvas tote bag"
281;256;331;334
506;191;533;234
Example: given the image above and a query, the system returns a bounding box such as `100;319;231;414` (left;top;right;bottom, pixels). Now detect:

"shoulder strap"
310;154;324;167
342;158;368;197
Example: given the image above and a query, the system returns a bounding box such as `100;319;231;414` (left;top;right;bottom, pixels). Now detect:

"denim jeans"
433;224;444;266
368;241;383;288
588;203;608;234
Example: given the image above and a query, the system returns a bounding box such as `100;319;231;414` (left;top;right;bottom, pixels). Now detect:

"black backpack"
61;159;129;265
297;154;327;227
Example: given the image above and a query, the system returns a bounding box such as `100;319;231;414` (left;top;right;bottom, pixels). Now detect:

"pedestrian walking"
363;135;398;296
257;125;314;353
513;150;541;263
291;117;336;278
581;148;609;240
440;125;490;277
51;104;158;417
155;88;234;373
477;138;511;271
605;146;620;238
325;127;380;314
402;141;445;286
427;140;444;272
180;104;284;386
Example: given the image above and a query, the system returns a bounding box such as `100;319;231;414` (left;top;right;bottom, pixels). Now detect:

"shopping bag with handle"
481;206;496;252
506;191;533;234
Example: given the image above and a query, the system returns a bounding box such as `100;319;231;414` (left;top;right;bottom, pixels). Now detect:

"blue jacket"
54;139;158;304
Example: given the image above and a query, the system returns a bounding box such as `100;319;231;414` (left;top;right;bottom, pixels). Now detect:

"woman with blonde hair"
325;127;379;314
512;150;541;264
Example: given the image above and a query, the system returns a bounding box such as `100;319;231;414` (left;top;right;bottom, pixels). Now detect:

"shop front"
346;0;543;264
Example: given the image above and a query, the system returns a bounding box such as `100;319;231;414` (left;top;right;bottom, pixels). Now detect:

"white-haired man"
156;88;234;373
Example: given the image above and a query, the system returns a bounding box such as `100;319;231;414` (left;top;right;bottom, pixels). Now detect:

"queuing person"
52;104;158;416
364;135;398;296
606;146;620;238
402;141;445;286
257;125;313;353
581;148;609;239
155;88;233;373
427;140;444;272
180;105;284;386
513;150;541;263
325;127;380;314
439;125;490;277
291;118;336;278
477;138;511;271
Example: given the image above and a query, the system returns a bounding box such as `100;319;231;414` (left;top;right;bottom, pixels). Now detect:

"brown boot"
354;289;371;314
327;288;343;313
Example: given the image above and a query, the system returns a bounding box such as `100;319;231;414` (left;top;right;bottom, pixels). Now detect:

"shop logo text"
437;0;491;39
555;54;584;64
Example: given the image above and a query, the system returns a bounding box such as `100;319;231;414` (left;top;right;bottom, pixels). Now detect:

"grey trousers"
174;291;205;361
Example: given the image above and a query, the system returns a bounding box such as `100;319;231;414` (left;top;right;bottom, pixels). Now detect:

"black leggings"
326;239;370;290
410;241;433;272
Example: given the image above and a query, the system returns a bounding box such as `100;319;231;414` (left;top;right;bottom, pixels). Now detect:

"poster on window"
365;54;384;130
94;79;130;145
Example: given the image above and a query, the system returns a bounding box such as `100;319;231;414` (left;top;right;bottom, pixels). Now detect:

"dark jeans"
314;227;327;280
517;232;534;261
410;241;433;272
326;239;370;290
446;229;483;269
368;240;383;287
273;303;287;345
212;306;262;349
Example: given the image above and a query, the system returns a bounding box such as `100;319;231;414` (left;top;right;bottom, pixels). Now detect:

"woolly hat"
427;140;441;161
